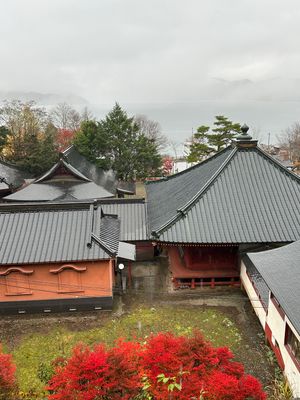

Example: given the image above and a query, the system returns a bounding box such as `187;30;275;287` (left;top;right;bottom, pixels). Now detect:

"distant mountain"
0;91;89;108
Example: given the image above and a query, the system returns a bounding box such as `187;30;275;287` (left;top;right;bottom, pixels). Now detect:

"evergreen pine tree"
187;116;241;162
208;115;241;151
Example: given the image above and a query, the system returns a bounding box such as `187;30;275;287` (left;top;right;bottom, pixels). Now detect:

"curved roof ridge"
35;159;91;183
146;146;233;185
154;146;237;236
178;147;238;213
61;144;75;157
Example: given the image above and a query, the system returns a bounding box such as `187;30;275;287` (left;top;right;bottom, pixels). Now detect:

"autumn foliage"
162;156;174;176
55;128;75;152
47;331;266;400
0;344;16;399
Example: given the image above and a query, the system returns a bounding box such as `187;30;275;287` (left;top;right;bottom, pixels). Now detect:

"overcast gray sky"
1;0;300;149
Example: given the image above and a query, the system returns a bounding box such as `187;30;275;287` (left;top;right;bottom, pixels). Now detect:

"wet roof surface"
0;203;120;264
147;144;300;244
247;241;300;335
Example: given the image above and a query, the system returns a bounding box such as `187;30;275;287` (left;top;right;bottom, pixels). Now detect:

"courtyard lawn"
5;304;271;399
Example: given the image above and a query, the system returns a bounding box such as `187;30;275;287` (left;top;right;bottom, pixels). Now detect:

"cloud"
1;0;300;142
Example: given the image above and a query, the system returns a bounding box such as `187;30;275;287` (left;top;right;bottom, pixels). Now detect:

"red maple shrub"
105;339;142;399
162;156;174;176
47;344;110;400
0;344;16;400
47;331;267;400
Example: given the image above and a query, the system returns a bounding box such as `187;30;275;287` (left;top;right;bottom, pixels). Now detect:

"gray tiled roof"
0;160;32;188
0;198;147;248
4;181;114;202
147;144;300;244
146;147;232;232
63;145;135;195
99;214;120;253
4;156;114;202
0;203;119;265
247;241;300;335
35;159;91;183
3;146;136;202
99;198;148;241
0;179;9;191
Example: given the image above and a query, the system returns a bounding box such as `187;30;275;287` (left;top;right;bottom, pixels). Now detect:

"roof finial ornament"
241;124;249;134
233;123;257;147
236;123;252;141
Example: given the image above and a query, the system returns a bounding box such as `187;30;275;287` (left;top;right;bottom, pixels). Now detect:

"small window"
271;294;285;319
50;265;86;294
285;324;300;368
0;268;33;296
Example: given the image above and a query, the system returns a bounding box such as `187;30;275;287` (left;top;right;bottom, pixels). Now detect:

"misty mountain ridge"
0;91;88;108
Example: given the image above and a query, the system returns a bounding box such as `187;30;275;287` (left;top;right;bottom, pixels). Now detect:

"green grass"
11;306;242;399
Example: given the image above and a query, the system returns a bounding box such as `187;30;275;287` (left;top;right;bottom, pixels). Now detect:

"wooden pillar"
128;261;132;288
173;278;179;290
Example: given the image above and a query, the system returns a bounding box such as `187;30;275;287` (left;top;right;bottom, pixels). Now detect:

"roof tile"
147;146;300;243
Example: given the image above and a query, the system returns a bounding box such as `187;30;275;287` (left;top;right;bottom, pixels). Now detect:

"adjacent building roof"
4;157;115;202
0;198;147;266
0;178;10;192
146;128;300;244
4;180;114;202
3;145;135;202
0;159;32;188
99;198;148;241
242;256;269;310
35;158;91;183
0;202;122;264
63;145;135;195
245;241;300;335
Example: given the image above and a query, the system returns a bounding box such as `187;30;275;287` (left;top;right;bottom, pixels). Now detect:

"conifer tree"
74;103;162;180
208;115;241;151
187;115;241;162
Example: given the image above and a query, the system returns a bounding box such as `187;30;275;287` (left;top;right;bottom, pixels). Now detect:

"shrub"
47;331;267;400
0;344;17;400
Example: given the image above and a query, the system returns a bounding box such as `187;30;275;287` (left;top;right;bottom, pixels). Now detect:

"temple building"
146;125;300;289
241;241;300;397
0;200;137;314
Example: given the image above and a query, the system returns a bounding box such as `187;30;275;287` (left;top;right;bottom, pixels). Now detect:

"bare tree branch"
278;122;300;161
134;114;168;152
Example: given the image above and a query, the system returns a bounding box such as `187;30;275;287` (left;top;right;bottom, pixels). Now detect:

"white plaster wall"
240;262;266;328
267;301;300;397
241;262;300;397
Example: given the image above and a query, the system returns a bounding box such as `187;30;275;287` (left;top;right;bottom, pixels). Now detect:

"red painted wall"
0;260;113;302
